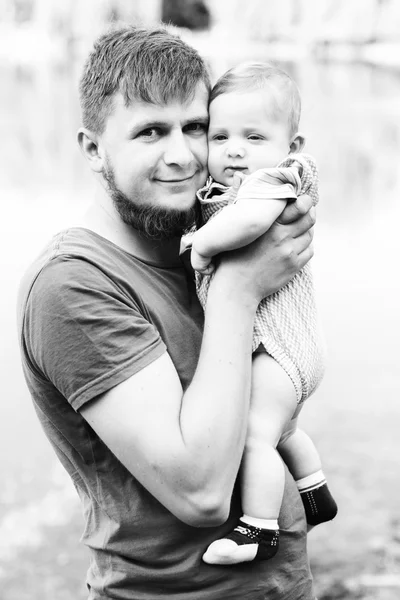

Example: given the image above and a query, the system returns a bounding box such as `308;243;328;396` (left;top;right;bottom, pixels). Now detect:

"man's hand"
277;193;315;225
268;193;316;290
213;194;315;304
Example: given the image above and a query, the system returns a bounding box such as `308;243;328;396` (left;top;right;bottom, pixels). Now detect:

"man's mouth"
155;174;197;184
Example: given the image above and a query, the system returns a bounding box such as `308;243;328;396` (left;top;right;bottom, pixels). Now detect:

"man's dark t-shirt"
17;228;314;600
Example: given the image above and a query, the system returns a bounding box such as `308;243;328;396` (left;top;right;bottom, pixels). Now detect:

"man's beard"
103;160;199;240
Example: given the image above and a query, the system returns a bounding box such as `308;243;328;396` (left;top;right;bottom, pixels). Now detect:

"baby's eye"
211;134;227;142
248;134;264;141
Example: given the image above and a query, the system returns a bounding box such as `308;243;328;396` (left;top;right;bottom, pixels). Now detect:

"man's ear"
77;128;104;173
289;132;306;154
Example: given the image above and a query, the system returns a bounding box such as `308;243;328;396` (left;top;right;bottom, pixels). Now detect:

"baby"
189;62;338;565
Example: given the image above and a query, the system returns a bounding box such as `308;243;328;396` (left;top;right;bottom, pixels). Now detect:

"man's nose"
163;130;194;168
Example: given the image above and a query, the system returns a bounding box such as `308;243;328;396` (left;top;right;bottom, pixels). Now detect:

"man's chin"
119;203;198;240
103;162;199;240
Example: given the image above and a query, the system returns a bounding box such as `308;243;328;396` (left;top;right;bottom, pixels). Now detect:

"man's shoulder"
36;227;115;265
17;228;114;326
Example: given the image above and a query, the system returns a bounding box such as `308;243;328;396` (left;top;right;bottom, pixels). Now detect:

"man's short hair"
210;62;301;138
79;24;211;134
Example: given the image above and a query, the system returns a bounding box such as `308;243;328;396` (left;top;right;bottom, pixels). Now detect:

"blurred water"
1;49;400;595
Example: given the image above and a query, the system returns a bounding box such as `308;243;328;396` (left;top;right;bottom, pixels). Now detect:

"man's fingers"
293;208;315;239
275;208;315;241
296;245;314;272
278;229;314;277
278;194;313;224
293;233;314;269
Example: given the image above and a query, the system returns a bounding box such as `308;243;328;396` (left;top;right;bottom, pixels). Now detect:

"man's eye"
185;123;207;134
138;128;160;140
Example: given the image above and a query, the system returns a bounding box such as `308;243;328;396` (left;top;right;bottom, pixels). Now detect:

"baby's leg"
278;417;338;527
203;352;297;565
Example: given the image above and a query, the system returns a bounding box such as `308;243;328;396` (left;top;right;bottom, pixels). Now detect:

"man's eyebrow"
185;114;209;124
127;120;168;136
127;115;209;136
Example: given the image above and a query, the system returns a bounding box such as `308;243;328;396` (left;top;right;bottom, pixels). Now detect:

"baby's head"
208;62;305;186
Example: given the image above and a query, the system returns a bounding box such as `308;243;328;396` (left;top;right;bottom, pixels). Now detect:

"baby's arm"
191;197;287;274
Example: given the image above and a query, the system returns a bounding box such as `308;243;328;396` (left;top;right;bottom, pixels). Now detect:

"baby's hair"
210;62;301;138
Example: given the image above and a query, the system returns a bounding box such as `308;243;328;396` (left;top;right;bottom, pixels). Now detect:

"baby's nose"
226;143;245;158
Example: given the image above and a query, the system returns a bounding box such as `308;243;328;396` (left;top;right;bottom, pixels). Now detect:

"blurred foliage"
2;0;400;43
161;0;210;30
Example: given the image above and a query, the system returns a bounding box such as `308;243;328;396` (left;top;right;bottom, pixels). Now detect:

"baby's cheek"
207;148;220;177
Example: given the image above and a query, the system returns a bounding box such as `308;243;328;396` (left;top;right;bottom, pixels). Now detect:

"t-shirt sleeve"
23;256;166;410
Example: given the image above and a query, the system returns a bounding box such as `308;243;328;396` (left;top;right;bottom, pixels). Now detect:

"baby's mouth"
224;166;248;175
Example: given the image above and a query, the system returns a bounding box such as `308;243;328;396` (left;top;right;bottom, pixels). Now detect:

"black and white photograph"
1;1;400;598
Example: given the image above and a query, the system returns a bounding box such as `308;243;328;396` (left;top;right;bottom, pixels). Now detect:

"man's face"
99;83;209;239
208;89;291;186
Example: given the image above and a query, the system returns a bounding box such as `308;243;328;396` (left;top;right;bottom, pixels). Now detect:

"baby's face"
208;89;291;186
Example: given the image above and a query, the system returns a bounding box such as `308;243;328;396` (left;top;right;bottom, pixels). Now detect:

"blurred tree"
161;0;210;30
13;0;34;23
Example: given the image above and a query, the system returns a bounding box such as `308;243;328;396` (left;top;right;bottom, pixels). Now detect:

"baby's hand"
229;171;246;202
191;248;215;275
190;172;246;276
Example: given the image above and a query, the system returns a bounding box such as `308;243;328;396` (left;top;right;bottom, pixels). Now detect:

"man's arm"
81;196;315;527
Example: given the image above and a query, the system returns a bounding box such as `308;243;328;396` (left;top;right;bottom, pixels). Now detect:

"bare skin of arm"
191;197;287;273
80;196;315;528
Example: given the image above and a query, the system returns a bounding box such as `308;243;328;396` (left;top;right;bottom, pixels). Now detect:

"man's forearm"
179;276;257;519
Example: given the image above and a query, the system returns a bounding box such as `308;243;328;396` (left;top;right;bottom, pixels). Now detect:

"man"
18;25;317;599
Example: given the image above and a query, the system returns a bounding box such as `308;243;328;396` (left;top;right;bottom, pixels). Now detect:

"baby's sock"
202;515;279;565
296;470;338;526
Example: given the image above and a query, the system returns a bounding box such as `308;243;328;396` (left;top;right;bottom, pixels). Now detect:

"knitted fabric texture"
195;154;325;403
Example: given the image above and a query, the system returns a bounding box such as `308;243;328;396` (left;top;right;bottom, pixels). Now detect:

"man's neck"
81;187;181;266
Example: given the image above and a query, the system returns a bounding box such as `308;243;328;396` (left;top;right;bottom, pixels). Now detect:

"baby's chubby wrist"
191;247;215;275
191;226;214;259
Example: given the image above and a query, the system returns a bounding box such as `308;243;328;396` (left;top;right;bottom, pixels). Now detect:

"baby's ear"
289;133;305;154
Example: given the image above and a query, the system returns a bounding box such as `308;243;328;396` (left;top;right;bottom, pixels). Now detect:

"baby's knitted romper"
196;154;325;403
